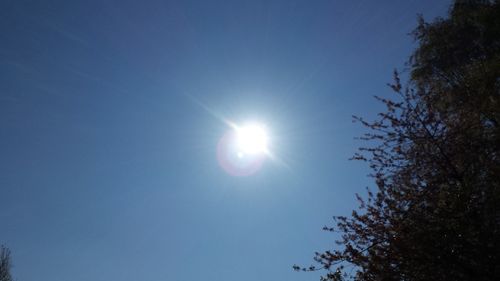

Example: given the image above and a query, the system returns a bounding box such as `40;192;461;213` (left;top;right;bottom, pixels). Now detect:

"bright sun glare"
235;123;269;156
217;121;273;176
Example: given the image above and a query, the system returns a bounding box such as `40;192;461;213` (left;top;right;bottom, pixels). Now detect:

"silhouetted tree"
0;246;13;281
296;1;500;280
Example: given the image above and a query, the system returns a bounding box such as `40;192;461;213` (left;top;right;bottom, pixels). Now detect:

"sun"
234;123;269;156
217;121;271;176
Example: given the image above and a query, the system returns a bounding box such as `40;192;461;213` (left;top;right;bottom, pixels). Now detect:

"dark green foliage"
296;1;500;280
0;246;13;281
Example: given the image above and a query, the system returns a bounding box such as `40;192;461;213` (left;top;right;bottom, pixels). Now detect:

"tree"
296;1;500;280
0;246;13;281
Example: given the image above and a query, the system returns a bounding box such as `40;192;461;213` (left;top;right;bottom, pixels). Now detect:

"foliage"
0;246;13;281
296;1;500;280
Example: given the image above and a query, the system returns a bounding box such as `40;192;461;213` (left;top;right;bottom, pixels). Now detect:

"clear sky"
1;1;450;280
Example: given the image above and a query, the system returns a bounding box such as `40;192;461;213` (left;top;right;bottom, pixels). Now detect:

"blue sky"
1;1;450;280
